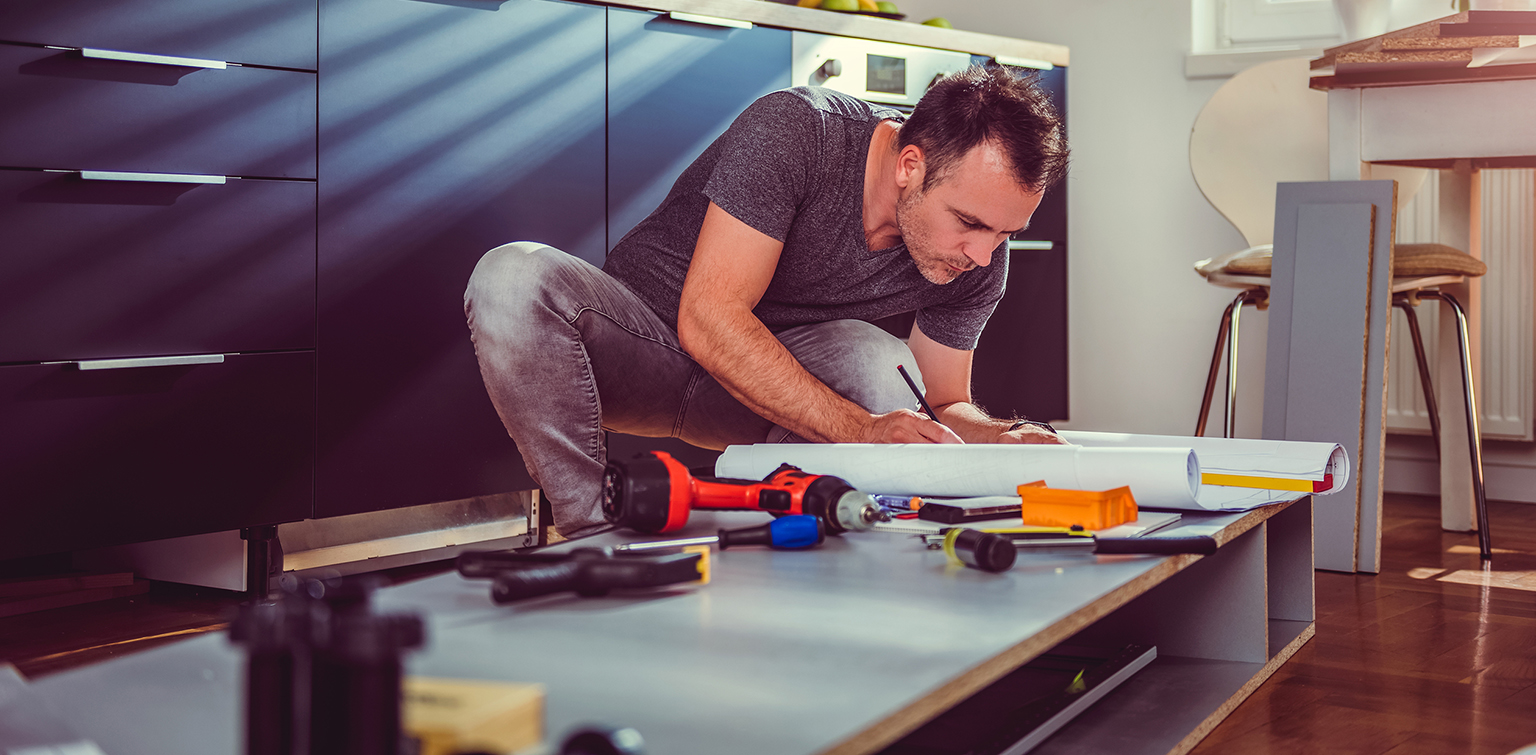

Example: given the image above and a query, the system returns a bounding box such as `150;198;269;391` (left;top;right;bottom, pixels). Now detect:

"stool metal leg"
1393;295;1442;460
1197;294;1241;437
1419;290;1492;563
1225;296;1247;439
1196;289;1264;438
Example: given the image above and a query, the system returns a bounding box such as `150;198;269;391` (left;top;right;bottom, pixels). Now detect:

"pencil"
897;365;943;425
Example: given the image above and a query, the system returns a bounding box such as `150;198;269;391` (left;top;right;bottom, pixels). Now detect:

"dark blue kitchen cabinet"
604;8;790;466
971;64;1068;423
316;0;606;517
0;2;317;560
606;8;792;253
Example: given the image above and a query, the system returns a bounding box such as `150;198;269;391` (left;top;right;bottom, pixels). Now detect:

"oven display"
866;54;906;96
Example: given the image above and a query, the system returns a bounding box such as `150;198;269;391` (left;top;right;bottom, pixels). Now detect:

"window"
1189;0;1453;77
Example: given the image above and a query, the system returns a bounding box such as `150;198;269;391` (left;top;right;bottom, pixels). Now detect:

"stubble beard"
896;187;961;285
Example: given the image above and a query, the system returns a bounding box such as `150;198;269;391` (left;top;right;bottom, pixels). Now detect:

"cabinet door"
0;0;317;70
317;0;605;517
0;170;315;363
0;43;316;179
607;8;791;252
0;352;314;559
972;245;1068;423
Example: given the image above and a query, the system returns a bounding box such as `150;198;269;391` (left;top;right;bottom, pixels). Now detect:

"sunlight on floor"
1406;564;1536;592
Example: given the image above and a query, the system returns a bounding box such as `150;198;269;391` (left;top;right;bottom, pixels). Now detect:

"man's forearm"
936;401;1010;443
678;304;870;442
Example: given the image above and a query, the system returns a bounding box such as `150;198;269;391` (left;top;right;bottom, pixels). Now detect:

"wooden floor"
1193;494;1536;755
2;494;1534;753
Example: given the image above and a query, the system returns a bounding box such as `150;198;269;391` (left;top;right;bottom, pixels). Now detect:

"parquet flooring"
1193;494;1536;755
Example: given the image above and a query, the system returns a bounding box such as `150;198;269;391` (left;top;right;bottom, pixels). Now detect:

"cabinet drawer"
0;170;315;363
0;351;314;560
0;0;317;71
0;44;316;179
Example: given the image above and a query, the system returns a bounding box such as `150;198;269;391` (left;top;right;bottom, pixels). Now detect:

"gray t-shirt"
602;87;1007;350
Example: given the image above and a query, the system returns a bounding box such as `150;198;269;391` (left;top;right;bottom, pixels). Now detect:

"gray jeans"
464;242;926;535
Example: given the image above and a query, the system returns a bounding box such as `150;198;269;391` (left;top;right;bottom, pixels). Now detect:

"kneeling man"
466;65;1070;536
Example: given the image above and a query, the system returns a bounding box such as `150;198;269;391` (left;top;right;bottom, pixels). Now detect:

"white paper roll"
715;444;1204;509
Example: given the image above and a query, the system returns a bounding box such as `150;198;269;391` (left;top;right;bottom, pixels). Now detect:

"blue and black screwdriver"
615;515;825;553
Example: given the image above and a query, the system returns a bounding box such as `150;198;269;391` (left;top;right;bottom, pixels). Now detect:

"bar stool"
1193;243;1494;561
1188;56;1492;561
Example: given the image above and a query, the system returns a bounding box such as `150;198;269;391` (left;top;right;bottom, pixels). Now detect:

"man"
466;65;1069;536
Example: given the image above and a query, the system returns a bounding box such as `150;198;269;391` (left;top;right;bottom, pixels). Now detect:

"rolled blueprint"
1058;431;1350;511
715;444;1204;510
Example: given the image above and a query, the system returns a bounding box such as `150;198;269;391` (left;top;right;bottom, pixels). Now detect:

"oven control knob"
817;59;843;79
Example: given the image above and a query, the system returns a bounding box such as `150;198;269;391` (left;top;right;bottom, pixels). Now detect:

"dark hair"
898;65;1068;193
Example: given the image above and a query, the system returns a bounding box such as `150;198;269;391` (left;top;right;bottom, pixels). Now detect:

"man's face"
896;142;1044;285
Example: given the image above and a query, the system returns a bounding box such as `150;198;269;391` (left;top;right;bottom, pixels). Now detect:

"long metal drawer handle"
76;354;226;371
80;48;227;70
993;55;1054;71
79;170;227;185
1007;240;1054;251
666;11;752;29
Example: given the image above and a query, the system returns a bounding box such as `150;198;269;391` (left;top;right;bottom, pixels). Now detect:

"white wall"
910;0;1264;435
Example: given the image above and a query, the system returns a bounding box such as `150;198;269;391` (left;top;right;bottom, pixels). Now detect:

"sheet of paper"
715;444;1204;509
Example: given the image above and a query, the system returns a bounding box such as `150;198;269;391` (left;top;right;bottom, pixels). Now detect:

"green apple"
920;16;953;28
819;0;859;10
876;1;899;12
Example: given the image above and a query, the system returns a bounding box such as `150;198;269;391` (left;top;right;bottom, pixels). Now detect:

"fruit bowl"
848;9;906;19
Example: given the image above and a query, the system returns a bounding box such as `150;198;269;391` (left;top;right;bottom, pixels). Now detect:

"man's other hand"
999;425;1071;445
862;409;965;444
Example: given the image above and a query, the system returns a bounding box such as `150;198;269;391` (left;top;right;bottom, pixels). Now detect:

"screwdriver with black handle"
456;548;708;604
615;515;824;553
917;530;1219;557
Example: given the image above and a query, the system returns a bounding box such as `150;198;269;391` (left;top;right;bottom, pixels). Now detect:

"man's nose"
961;241;993;268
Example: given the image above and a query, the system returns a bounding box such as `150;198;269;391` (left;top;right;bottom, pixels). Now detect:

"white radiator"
1387;169;1535;441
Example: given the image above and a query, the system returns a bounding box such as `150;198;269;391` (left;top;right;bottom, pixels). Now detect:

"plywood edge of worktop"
603;0;1069;65
1164;621;1316;755
814;499;1295;755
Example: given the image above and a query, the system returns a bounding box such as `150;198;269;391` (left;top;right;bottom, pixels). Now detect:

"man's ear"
895;144;925;190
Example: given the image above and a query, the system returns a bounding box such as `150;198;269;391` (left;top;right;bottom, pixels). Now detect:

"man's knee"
789;320;923;415
465;241;576;313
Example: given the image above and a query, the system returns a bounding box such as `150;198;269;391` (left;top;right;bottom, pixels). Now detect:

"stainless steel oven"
790;32;973;110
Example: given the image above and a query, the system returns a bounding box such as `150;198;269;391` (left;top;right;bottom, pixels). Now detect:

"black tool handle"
490;562;589;603
458;548;611;579
1095;536;1218;556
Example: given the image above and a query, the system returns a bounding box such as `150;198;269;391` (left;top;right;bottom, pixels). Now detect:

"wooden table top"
1311;9;1536;90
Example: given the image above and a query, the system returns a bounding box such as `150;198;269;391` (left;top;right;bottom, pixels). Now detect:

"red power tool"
602;451;888;535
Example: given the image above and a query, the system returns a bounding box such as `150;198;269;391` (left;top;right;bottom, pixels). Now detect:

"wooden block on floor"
0;579;150;619
404;676;544;755
0;572;134;599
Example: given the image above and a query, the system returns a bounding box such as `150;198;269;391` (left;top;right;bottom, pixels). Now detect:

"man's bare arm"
678;202;960;444
908;323;1067;444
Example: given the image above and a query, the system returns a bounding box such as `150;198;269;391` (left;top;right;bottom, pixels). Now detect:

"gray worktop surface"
29;508;1269;755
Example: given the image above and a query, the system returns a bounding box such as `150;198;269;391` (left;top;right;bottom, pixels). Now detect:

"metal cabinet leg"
1420;291;1492;562
241;525;279;600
